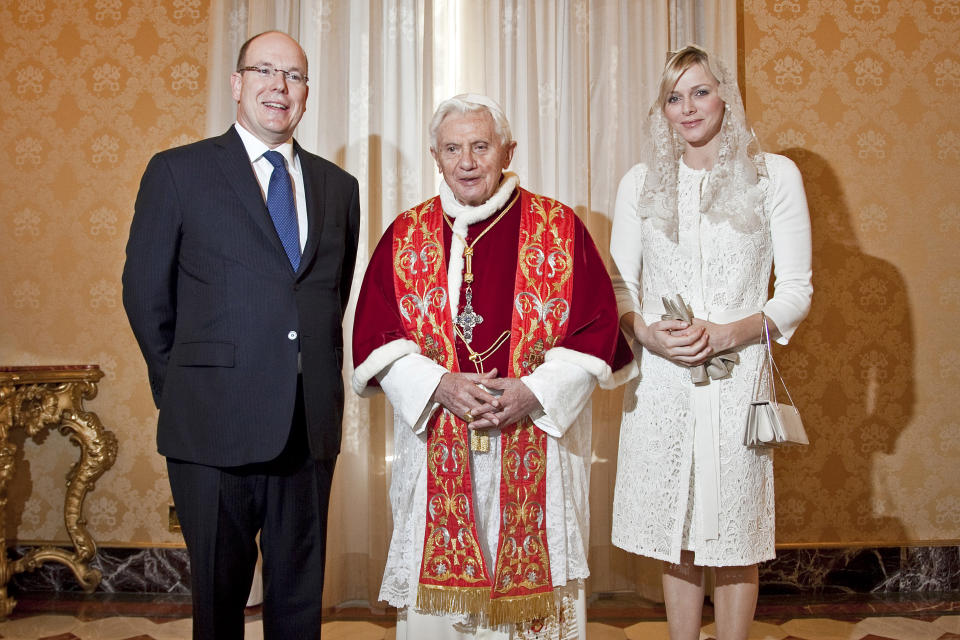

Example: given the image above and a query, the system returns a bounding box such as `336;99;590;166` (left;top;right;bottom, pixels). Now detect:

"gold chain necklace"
454;327;511;375
454;325;511;454
442;191;520;344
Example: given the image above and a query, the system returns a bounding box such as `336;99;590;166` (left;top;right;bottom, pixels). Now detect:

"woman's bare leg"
662;550;706;640
713;563;758;640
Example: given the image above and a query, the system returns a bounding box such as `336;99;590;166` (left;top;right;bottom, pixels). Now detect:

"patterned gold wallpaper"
743;0;959;544
0;0;207;545
1;0;956;550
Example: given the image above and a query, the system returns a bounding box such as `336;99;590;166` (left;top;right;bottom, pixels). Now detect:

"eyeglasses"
238;65;308;85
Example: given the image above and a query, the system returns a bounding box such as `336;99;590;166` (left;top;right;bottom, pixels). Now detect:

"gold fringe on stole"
416;585;557;627
416;584;489;617
488;591;557;627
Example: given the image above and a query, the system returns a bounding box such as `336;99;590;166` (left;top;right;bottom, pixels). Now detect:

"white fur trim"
447;233;466;319
441;173;519;318
352;339;421;397
439;172;518;224
544;346;638;390
607;359;640;389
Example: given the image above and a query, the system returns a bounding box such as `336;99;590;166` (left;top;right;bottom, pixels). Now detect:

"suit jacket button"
288;331;298;340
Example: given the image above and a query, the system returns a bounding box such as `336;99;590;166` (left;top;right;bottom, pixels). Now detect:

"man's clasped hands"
431;369;543;430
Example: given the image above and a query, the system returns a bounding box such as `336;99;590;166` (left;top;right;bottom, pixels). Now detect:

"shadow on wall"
774;148;913;545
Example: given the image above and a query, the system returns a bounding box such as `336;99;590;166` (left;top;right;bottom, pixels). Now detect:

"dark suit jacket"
122;127;360;466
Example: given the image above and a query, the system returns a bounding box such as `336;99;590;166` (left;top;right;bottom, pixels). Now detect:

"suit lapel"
296;141;326;278
213;128;294;270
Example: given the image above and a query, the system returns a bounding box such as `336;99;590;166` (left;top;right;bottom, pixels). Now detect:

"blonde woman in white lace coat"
609;47;812;639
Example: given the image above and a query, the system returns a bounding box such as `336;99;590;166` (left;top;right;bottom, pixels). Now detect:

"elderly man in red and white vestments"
352;94;637;640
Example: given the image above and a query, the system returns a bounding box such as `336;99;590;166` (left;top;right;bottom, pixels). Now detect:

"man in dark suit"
122;31;360;638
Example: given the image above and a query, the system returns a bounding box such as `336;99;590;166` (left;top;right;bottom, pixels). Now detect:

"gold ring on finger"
464;411;474;423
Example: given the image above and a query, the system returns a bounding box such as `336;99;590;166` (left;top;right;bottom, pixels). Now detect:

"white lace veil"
637;46;767;241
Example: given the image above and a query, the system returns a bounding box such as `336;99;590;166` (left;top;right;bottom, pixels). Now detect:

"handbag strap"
750;313;770;402
751;312;798;407
767;335;798;407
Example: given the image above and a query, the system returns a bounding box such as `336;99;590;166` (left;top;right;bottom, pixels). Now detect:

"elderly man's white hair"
429;93;513;151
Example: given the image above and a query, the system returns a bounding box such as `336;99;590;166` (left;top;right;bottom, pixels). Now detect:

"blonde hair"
657;46;719;109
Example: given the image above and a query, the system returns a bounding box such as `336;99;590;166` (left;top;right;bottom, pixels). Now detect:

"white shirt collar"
233;122;297;168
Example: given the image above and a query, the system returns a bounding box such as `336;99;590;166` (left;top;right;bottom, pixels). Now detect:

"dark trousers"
167;384;336;639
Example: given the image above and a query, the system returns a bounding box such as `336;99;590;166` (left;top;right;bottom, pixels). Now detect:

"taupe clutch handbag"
743;314;809;448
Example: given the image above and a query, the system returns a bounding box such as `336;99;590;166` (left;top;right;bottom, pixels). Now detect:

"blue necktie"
263;150;301;271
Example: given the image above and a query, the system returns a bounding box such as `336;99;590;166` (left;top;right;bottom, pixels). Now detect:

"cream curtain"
296;0;438;606
203;0;735;608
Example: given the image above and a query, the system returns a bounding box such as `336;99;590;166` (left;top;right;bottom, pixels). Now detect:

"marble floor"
1;616;960;640
0;594;957;640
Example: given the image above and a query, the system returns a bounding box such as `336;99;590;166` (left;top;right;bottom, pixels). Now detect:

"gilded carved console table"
0;365;118;618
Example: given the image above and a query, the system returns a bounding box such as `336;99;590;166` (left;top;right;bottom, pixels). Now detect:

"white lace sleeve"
610;164;648;320
761;154;813;344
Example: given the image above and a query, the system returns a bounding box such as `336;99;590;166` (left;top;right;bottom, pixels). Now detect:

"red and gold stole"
391;189;575;626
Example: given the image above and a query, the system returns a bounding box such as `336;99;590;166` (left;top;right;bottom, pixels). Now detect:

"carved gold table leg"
0;434;19;618
0;366;118;619
0;380;24;618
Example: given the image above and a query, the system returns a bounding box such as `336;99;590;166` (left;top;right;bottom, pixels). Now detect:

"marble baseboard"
759;546;960;595
7;546;190;594
6;545;959;597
